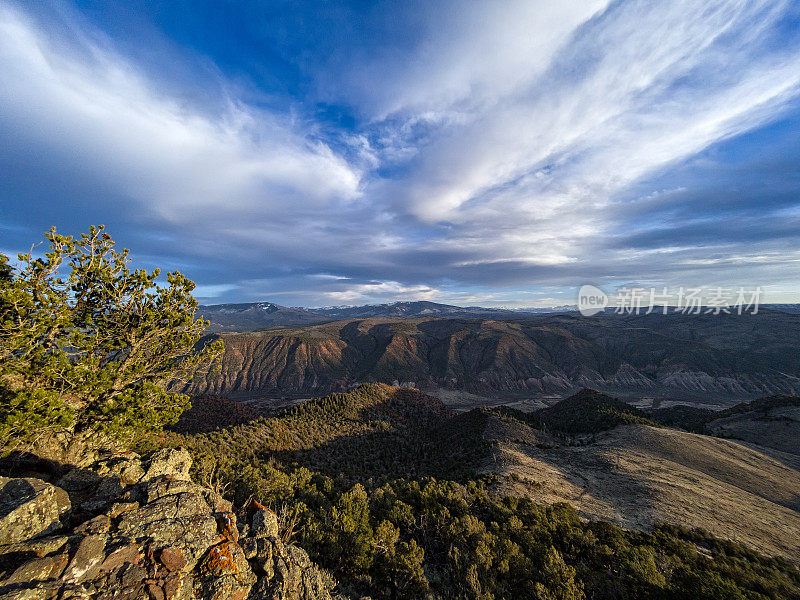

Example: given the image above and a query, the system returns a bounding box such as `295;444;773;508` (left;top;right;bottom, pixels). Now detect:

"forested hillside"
140;384;800;600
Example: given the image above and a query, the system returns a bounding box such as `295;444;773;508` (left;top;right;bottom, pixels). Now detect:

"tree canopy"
0;225;223;454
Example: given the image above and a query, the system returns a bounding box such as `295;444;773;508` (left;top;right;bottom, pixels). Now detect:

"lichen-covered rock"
2;552;69;585
0;477;71;544
0;448;335;600
241;512;332;600
250;508;278;539
196;541;256;600
249;538;332;600
62;534;107;584
142;449;192;482
116;479;222;567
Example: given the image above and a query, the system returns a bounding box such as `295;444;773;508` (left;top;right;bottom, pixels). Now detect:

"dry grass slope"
487;422;800;561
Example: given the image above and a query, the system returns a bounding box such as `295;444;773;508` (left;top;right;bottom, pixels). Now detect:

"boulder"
61;534;107;584
0;477;70;544
0;448;336;600
249;539;332;600
242;513;332;600
196;541;256;600
250;508;278;539
142;449;192;482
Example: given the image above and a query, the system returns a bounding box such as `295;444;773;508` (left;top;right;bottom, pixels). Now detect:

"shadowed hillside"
520;388;657;434
157;385;800;565
170;394;258;433
170;384;487;486
180;311;800;403
146;382;800;600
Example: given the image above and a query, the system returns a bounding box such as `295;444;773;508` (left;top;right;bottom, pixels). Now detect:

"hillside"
522;388;656;434
704;395;800;455
170;395;258;434
467;391;800;561
646;394;800;457
171;384;485;486
180;311;800;403
156;385;800;565
488;421;800;562
123;384;800;599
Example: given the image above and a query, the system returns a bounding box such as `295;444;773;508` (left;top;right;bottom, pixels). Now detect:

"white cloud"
192;283;239;300
2;1;799;305
369;0;800;266
321;281;439;304
0;6;362;226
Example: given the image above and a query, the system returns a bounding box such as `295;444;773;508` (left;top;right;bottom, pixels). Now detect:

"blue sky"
1;0;799;307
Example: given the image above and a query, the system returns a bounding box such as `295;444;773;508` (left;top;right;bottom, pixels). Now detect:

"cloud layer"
1;1;799;306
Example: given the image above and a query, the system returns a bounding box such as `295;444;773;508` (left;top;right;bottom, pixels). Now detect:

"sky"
1;0;799;308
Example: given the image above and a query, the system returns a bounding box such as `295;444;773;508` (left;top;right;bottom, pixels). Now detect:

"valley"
169;383;800;566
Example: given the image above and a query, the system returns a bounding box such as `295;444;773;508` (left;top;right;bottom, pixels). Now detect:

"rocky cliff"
0;449;335;600
181;312;800;402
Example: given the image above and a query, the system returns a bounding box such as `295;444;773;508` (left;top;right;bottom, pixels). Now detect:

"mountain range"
199;299;800;333
198;300;575;332
181;308;800;404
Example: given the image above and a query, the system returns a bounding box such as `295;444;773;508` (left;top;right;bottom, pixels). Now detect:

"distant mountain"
304;300;572;319
198;302;330;332
181;309;800;402
198;300;576;332
762;304;800;314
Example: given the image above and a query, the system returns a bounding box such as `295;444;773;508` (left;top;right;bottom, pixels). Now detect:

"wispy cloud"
0;5;361;225
1;1;799;306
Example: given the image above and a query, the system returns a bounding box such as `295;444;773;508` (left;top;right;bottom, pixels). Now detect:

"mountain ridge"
182;311;800;403
198;300;576;332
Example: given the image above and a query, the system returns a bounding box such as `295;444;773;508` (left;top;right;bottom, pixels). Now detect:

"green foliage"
0;225;223;450
153;384;484;490
510;388;658;435
145;385;800;600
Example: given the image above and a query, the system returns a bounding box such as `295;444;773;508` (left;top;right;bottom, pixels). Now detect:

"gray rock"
142;449;192;482
249;536;332;600
55;469;102;493
0;535;69;558
116;481;221;566
0;478;70;544
0;581;61;600
74;515;110;536
2;552;69;585
251;508;278;539
0;449;337;600
107;502;138;519
92;475;124;502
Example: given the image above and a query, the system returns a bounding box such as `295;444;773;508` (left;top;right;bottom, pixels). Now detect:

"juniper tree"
0;225;223;453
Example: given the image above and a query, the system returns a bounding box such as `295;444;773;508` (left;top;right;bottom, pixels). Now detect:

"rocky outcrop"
0;478;71;545
0;449;335;600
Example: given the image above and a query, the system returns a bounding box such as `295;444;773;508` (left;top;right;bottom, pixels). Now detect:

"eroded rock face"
0;449;336;600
